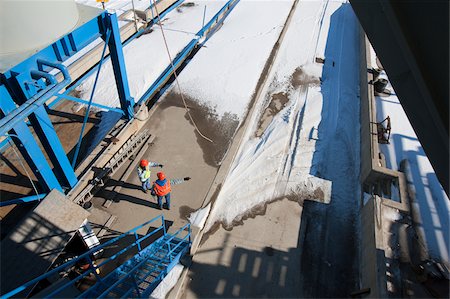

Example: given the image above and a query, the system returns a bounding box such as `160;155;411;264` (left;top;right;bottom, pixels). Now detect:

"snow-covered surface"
177;0;294;121
372;66;450;264
188;203;210;229
75;0;226;109
150;264;184;299
199;0;357;229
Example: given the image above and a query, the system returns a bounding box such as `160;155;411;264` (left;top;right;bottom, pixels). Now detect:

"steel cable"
151;0;213;143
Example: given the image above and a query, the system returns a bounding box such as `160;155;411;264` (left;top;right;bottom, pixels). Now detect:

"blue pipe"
0;194;46;207
0;60;71;137
30;70;57;85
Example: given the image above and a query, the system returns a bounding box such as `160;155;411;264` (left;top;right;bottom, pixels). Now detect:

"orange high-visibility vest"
153;180;171;196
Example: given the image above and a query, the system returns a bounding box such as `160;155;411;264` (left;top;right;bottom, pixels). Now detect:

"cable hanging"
151;0;213;143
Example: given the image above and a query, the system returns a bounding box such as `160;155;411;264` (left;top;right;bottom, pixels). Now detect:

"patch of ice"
363;192;373;206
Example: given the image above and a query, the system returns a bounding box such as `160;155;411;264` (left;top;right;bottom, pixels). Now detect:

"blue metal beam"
0;86;62;193
29;106;77;188
0;194;46;207
54;93;125;115
105;13;135;119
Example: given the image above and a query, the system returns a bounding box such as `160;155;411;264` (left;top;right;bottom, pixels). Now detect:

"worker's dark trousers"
157;193;171;209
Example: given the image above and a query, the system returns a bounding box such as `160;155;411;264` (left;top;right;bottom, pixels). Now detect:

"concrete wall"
350;0;448;195
358;26;373;184
360;196;388;298
358;25;412;298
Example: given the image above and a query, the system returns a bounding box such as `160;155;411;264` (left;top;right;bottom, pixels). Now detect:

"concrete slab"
0;190;89;295
179;198;303;298
91;95;219;237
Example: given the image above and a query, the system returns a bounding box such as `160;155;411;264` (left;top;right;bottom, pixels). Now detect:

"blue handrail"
45;217;168;298
2;215;165;298
93;223;191;298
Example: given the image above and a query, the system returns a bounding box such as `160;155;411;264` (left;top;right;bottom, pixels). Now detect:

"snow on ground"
201;0;347;229
188;203;211;229
373;69;450;264
175;0;295;122
75;1;226;109
149;264;184;299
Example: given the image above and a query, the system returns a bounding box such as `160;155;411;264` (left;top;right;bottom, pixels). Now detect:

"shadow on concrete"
66;110;122;169
391;133;449;262
97;189;161;210
304;3;360;297
374;99;449;262
383;212;448;298
0;200;38;239
104;178;142;191
187;232;303;298
0;213;77;297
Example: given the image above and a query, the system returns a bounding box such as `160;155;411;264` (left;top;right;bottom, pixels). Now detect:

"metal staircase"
3;215;191;298
81;233;189;298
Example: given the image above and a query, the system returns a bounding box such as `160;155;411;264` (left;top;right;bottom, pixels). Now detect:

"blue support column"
105;13;135;119
0;86;62;193
28;106;78;188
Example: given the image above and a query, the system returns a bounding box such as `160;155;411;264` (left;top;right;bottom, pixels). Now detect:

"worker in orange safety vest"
151;172;190;210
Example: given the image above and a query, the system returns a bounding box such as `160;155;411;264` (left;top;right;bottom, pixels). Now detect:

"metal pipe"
131;0;139;32
30;70;57;85
0;60;71;137
0;193;46;207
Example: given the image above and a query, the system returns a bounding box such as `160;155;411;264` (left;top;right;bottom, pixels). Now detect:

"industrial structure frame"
0;0;240;208
0;10;135;198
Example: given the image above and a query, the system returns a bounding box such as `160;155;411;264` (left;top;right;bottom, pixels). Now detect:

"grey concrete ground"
91;95;219;236
181;198;303;298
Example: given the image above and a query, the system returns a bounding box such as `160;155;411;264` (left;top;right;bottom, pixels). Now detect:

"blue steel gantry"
0;10;135;198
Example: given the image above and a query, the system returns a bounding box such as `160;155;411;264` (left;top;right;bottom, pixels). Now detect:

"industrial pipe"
0;59;71;137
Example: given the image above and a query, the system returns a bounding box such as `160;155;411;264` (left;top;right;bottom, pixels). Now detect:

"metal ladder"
73;129;151;205
3;215;191;298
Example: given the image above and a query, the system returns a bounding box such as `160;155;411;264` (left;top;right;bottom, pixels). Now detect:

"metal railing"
3;215;191;299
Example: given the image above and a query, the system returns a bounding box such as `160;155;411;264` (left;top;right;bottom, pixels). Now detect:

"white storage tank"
0;0;80;58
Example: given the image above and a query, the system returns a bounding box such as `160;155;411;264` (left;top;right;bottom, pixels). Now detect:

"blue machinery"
0;0;240;207
3;215;192;298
